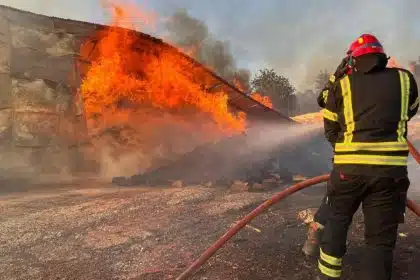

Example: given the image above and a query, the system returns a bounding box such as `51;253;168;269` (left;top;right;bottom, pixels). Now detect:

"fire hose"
175;140;420;280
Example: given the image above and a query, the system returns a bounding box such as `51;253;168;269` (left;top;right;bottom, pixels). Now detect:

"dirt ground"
0;181;419;280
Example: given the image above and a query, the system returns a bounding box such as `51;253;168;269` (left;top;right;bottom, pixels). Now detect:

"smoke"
244;122;322;153
163;8;251;90
89;111;232;181
150;0;420;91
124;120;333;187
225;0;420;90
5;0;420;92
224;122;330;177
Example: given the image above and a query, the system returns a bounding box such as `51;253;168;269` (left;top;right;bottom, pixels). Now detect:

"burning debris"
249;92;274;109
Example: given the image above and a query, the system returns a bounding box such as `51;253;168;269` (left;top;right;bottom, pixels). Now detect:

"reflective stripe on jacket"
323;67;419;166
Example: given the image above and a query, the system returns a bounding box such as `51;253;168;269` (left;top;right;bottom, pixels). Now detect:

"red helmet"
347;34;385;58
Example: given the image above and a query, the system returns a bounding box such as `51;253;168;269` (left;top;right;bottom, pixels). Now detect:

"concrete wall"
0;6;94;178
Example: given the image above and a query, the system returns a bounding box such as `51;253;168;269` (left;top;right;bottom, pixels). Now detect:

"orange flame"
249;92;273;109
80;3;246;134
387;57;401;68
233;78;273;109
233;78;245;92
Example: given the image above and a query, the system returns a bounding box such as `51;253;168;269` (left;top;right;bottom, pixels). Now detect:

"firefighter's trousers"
314;194;329;226
317;168;410;280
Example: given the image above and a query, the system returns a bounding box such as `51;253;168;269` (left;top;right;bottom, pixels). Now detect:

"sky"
3;0;420;90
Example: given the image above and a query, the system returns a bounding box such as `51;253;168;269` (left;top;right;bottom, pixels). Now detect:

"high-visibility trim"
334;154;407;166
329;74;336;83
322;90;328;103
340;76;354;143
411;96;419;111
318;261;341;278
320;248;342;266
335;141;408;152
322;109;338;122
398;71;410;142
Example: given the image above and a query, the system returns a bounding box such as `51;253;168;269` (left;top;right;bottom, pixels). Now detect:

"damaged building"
0;5;331;186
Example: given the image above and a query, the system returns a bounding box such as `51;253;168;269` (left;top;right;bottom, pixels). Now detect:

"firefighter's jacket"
318;68;419;174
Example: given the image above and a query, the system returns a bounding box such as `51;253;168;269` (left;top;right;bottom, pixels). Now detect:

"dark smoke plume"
165;8;251;91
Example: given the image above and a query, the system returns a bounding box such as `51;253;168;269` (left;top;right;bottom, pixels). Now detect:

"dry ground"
0;181;419;280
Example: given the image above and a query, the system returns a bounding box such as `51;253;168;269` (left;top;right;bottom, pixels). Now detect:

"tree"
314;69;330;94
295;89;319;115
251;68;296;115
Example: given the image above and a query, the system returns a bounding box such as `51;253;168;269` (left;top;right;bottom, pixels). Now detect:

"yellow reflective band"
340;76;354;143
320;248;342;266
334;154;407;166
318;261;342;278
329;74;336;83
335;141;409;152
398;71;410;142
322;90;328;103
410;96;419;111
322;109;338;122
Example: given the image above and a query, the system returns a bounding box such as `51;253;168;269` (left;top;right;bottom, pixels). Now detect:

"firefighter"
304;33;419;280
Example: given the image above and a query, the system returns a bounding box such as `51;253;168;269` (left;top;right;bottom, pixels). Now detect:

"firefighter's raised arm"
317;87;329;108
317;57;350;109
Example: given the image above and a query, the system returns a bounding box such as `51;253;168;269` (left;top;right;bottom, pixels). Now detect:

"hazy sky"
3;0;420;90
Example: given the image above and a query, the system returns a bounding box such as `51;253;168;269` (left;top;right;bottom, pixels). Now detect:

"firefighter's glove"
317;87;329;108
332;57;350;80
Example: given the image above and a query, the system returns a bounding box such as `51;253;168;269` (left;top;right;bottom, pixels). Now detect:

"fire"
387;57;401;68
249;92;273;109
233;78;246;92
80;3;246;134
233;78;273;109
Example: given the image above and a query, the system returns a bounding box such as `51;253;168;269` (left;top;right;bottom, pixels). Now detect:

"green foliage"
314;69;330;93
251;68;296;114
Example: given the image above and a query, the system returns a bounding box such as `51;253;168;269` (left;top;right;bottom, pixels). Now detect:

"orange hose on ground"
407;140;420;217
175;174;330;280
407;199;420;216
175;141;420;280
408;140;420;163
